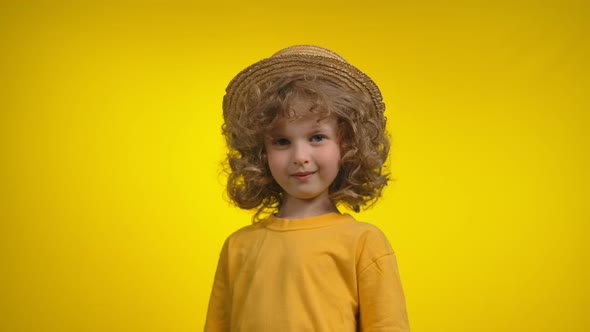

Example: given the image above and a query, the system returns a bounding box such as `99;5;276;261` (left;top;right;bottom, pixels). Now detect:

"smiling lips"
291;171;316;180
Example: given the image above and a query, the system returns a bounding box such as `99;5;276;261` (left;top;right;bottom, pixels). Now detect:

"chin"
294;193;323;200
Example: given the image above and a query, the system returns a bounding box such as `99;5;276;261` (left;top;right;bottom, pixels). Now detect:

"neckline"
264;213;354;231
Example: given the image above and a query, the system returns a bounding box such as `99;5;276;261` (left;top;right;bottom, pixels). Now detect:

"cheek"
265;151;285;172
319;145;342;169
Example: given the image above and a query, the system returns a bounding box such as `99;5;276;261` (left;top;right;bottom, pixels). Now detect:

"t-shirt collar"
264;213;354;231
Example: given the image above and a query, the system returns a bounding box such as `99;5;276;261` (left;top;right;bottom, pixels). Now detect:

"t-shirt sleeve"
357;228;410;332
204;239;231;332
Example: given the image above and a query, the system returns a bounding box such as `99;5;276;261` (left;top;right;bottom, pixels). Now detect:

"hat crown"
272;45;347;62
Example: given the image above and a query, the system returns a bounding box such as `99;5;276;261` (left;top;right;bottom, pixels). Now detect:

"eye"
310;134;326;142
273;138;290;146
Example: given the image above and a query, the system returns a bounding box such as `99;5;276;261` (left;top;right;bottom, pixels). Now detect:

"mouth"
291;171;316;180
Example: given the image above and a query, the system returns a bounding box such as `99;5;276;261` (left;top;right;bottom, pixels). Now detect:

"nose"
292;142;310;165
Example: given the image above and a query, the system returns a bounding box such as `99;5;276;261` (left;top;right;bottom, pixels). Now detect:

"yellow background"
1;1;588;331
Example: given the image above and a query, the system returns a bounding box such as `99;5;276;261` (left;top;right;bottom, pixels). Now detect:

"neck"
276;195;340;219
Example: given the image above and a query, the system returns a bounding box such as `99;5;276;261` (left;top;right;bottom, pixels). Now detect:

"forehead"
268;108;337;134
275;97;335;121
281;98;316;117
262;92;340;137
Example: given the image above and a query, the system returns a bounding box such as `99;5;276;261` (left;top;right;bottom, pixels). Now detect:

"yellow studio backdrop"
1;1;587;331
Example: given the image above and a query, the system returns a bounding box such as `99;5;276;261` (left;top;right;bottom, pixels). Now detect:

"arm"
357;229;410;332
204;241;231;332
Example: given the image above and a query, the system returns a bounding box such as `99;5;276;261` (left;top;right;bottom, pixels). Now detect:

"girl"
205;45;410;331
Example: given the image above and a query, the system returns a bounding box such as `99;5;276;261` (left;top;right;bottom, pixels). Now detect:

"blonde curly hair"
222;73;390;222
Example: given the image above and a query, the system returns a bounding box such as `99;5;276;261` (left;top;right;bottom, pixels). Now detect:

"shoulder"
229;221;265;236
221;221;267;249
347;219;396;271
345;218;393;250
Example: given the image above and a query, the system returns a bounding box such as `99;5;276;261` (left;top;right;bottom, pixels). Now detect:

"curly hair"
222;73;390;222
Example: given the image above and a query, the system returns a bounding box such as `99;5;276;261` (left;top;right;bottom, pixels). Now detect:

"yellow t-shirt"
205;213;410;332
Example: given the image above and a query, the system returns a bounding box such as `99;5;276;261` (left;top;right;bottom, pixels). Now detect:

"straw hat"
223;45;385;119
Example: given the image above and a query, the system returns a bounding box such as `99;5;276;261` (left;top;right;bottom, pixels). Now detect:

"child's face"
264;102;341;204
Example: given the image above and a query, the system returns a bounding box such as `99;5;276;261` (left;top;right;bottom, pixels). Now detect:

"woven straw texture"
223;45;384;119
